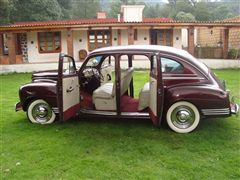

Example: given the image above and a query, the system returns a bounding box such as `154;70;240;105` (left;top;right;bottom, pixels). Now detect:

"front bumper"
230;103;239;115
15;102;22;112
230;96;239;115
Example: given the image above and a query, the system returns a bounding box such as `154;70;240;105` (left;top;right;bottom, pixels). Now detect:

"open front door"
57;54;80;121
149;54;164;126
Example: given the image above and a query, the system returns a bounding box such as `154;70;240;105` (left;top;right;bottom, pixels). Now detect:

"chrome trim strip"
80;109;117;116
121;112;149;117
52;107;59;113
163;77;205;80
201;108;230;115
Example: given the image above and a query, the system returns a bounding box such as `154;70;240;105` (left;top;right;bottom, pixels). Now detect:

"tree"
10;0;63;22
72;0;101;19
175;11;195;21
57;0;73;19
194;1;210;21
0;0;10;25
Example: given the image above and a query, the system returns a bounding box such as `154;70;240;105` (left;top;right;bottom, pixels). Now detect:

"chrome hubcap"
171;106;195;129
32;103;52;123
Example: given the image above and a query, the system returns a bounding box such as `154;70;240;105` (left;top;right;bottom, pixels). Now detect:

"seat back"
112;67;134;96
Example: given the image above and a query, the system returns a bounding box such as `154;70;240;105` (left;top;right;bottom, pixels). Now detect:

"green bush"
228;48;240;59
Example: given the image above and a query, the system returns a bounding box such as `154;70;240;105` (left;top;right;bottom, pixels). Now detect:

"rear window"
161;57;184;73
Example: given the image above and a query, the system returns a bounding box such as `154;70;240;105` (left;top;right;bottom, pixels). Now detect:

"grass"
1;69;240;179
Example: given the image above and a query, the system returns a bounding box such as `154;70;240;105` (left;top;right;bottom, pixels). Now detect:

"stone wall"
19;33;28;62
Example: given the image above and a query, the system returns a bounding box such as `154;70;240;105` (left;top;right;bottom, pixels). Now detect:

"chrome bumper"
230;96;239;115
15;102;22;112
230;103;239;115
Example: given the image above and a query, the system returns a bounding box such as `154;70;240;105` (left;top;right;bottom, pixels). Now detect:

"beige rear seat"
138;82;150;111
93;67;134;110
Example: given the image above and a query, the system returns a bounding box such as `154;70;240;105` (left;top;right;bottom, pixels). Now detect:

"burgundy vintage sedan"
15;45;239;133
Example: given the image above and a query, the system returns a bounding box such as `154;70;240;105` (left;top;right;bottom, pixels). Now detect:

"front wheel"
27;99;56;124
166;101;200;133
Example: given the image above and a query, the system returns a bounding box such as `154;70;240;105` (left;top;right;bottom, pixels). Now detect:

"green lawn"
1;69;240;179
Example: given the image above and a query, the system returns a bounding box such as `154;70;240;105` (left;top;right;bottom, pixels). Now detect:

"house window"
88;30;111;51
2;34;9;55
134;29;138;41
38;32;61;53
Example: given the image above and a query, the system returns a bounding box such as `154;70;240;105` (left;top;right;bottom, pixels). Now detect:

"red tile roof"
5;18;173;28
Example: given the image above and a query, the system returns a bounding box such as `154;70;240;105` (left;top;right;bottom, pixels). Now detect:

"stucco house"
0;5;239;65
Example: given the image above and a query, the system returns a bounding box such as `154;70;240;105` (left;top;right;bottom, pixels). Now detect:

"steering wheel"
82;67;104;82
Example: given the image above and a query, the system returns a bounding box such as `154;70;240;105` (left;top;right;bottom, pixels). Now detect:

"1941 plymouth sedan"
15;45;239;133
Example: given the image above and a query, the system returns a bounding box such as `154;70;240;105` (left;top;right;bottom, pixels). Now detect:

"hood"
32;70;58;82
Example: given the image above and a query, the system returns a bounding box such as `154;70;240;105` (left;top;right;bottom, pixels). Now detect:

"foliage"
9;0;63;22
228;48;240;59
175;11;195;21
0;0;10;25
0;0;239;24
72;0;101;19
1;69;240;179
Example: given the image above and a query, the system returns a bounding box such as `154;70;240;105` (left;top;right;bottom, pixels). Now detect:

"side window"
161;57;184;73
63;57;76;75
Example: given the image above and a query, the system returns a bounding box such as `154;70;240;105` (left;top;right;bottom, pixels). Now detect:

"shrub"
228;48;240;59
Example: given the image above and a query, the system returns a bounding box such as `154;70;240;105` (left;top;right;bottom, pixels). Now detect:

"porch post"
117;29;121;45
0;34;3;56
8;33;17;64
223;28;229;59
187;27;195;55
67;28;74;57
128;26;134;45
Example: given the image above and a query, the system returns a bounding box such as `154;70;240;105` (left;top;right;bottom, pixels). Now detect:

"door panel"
58;54;80;121
149;54;164;126
62;76;80;120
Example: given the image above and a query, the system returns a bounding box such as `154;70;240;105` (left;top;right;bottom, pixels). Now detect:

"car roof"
90;45;209;74
91;45;189;57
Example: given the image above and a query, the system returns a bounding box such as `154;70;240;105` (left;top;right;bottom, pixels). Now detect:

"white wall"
1;59;239;74
27;31;68;63
134;29;149;45
112;29;118;46
73;30;88;61
121;29;128;45
173;29;182;49
121;5;145;22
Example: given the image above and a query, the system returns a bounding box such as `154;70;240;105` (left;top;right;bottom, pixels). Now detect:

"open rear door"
57;54;80;121
149;53;164;126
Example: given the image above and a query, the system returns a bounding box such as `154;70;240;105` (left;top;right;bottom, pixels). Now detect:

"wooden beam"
8;33;17;64
67;28;73;57
187;27;195;56
117;29;121;45
0;34;3;56
223;28;229;59
128;26;134;45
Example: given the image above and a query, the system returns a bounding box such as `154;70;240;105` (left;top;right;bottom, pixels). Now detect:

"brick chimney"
97;12;106;19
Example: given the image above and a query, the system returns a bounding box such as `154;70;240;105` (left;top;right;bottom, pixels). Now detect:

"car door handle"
66;86;74;93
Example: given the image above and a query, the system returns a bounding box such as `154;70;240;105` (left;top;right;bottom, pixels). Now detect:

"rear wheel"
166;101;200;133
27;99;56;124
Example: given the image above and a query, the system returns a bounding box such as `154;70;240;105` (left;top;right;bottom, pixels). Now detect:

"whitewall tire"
166;101;200;133
27;99;56;124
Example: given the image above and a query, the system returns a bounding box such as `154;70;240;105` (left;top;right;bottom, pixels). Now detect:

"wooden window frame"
87;30;112;51
37;32;61;53
134;29;138;41
2;34;9;55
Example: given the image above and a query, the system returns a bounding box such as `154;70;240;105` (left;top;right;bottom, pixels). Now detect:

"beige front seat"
138;82;150;111
93;67;134;110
